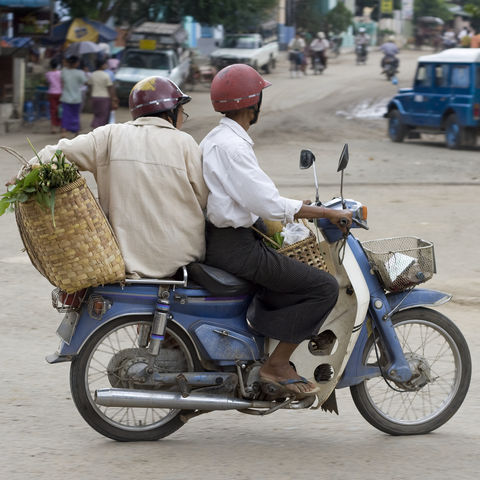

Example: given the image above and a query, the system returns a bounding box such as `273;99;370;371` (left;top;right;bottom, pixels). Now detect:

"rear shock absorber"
148;286;171;356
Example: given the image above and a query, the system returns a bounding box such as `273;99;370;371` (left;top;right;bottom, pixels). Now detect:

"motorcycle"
382;55;399;81
312;51;325;75
355;44;367;65
47;145;471;441
330;35;342;58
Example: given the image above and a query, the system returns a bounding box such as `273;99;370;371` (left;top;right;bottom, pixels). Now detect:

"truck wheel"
463;127;477;147
388;110;406;142
445;114;464;149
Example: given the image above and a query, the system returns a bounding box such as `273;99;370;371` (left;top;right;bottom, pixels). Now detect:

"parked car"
115;22;190;103
209;33;279;73
385;48;480;149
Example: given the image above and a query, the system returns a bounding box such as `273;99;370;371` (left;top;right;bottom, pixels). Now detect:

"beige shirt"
31;117;208;278
88;70;112;98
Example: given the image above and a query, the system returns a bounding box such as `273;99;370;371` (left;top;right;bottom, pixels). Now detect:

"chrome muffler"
95;388;273;410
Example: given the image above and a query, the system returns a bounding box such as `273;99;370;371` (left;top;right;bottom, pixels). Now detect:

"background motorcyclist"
200;64;352;396
380;35;399;72
309;31;329;71
355;27;370;62
288;32;306;76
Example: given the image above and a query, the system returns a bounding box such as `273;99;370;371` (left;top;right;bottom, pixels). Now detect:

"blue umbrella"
42;17;117;45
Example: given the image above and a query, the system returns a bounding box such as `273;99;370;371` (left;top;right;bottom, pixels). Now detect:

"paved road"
0;49;479;480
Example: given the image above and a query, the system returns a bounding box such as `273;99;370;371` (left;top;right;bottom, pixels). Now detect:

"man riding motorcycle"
355;27;370;63
200;64;352;396
380;35;399;73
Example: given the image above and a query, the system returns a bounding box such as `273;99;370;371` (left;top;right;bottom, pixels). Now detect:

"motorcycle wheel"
388;110;406;142
70;315;200;441
350;308;471;436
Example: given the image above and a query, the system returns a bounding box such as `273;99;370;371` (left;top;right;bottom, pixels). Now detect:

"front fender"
336;288;451;388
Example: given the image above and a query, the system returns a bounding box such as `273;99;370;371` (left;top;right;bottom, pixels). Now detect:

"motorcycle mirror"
299;149;315;169
337;143;349;172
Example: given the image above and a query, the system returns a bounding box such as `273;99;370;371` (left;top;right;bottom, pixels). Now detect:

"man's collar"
219;117;254;145
127;117;175;129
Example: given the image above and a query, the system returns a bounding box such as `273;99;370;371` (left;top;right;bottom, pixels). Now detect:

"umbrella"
42;17;117;45
64;41;102;57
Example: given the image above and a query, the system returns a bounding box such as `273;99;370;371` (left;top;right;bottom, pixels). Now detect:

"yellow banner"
66;18;99;43
381;0;393;13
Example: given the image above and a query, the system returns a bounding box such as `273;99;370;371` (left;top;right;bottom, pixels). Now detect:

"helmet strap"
167;107;179;127
249;92;263;125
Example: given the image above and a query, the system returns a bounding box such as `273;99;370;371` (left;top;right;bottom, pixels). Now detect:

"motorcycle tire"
70;315;201;441
350;308;471;436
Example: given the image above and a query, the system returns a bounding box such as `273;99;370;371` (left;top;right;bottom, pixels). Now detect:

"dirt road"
0;49;479;480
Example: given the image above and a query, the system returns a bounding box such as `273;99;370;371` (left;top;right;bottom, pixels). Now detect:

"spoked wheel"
350;308;471;435
70;315;200;441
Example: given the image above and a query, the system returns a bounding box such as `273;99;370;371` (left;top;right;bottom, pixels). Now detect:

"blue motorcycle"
48;145;471;441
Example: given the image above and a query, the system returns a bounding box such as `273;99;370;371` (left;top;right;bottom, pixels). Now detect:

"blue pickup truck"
385;48;480;148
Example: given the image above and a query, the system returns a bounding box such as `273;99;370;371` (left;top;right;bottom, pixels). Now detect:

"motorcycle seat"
187;263;254;296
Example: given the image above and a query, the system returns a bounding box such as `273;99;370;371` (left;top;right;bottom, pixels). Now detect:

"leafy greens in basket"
0;142;79;226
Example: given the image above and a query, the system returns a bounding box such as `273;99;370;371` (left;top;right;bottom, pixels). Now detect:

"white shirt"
200;117;302;228
29;117;208;278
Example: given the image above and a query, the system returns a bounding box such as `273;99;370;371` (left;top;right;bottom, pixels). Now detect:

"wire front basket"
361;236;436;292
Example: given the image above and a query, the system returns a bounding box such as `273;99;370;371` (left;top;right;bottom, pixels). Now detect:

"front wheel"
350;308;471;435
70;315;200;441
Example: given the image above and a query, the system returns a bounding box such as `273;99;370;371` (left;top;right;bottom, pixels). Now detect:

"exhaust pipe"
95;388;273;411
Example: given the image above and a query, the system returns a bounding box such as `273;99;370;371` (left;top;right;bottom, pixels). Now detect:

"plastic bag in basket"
282;222;310;246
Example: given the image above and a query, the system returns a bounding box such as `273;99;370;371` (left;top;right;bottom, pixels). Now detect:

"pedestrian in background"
88;58;116;129
45;58;62;134
60;56;87;137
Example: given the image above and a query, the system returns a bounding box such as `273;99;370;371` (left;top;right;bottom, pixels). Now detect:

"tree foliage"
59;0;277;31
465;1;480;30
413;0;453;22
325;2;353;34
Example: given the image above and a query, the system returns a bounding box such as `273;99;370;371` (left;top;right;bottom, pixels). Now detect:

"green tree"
465;1;480;30
182;0;277;33
60;0;277;32
325;2;353;34
413;0;453;22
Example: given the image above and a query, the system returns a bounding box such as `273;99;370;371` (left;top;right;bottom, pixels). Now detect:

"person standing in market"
200;64;352;396
60;56;87;137
19;76;208;279
88;58;117;129
45;58;62;134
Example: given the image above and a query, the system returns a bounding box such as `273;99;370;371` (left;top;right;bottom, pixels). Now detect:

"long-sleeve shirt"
200;117;302;228
29;117;208;278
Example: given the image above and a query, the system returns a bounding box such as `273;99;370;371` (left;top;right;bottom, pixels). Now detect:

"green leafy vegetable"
0;144;79;227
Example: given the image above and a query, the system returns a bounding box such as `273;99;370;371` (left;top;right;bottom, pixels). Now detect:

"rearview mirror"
299;149;315;169
337;143;349;172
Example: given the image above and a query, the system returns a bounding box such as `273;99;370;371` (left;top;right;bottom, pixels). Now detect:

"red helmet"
129;76;191;120
210;64;271;112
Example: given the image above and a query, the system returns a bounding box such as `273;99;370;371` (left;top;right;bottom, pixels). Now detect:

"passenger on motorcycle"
380;35;399;72
19;76;208;279
200;64;352;396
310;31;329;70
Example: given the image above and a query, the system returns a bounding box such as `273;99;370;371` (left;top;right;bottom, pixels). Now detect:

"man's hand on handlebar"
324;208;353;232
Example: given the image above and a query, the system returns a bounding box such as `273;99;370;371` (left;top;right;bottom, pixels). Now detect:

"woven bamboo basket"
15;176;126;293
253;220;329;272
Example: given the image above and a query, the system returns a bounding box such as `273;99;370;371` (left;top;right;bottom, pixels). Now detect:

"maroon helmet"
129;76;191;120
210;64;271;112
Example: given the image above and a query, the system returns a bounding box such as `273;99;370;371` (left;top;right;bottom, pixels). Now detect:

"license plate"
56;311;79;345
